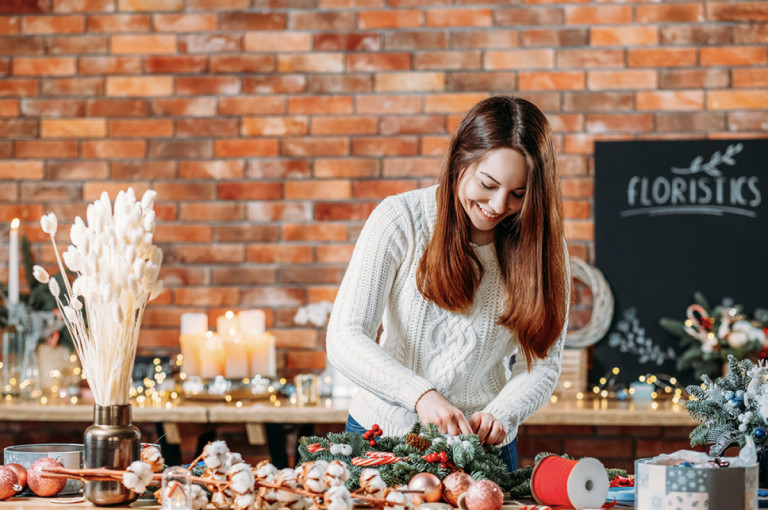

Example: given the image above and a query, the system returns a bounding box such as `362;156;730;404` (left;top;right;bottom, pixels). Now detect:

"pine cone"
405;433;431;452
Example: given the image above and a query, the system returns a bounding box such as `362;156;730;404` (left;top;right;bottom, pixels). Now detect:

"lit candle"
248;332;276;378
238;309;265;336
223;333;249;379
199;332;225;379
216;310;240;337
8;218;19;306
179;313;207;378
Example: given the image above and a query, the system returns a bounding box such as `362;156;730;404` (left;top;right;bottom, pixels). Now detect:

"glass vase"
83;404;141;506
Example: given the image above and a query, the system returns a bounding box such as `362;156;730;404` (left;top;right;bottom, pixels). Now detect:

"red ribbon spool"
530;455;611;509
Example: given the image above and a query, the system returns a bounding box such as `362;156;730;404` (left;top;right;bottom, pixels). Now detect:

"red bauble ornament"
0;466;21;500
442;471;473;506
407;472;442;503
4;463;27;489
27;457;66;497
460;479;504;510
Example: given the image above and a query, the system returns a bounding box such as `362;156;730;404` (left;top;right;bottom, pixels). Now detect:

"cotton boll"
276;468;298;489
122;461;153;493
254;461;277;483
325;485;353;510
359;469;386;495
385;489;414;510
189;485;209;510
234;492;254;510
203;441;230;470
324;460;350;488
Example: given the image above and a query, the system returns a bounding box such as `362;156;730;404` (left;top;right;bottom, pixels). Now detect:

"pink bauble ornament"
442;471;473;506
0;466;21;500
27;457;66;497
4;463;27;489
460;479;504;510
408;472;442;503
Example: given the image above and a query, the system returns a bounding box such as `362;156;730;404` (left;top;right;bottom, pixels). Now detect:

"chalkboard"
593;139;768;385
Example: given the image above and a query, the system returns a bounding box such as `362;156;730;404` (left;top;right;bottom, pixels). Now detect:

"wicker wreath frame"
566;257;614;348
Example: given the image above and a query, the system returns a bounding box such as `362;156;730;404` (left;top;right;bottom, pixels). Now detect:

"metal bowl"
4;443;84;496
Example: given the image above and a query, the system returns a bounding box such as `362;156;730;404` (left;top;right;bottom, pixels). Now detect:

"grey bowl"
4;443;84;496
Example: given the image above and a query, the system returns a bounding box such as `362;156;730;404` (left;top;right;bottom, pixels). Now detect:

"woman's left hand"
469;412;507;445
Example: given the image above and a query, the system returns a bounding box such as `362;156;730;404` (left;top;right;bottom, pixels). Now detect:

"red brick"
558;155;588;176
285;351;328;371
22;15;84;33
636;91;704;111
707;2;768;22
628;48;697;68
0;161;43;179
422;136;449;156
273;329;318;350
352;136;418;157
186;0;248;9
54;0;115;12
288;96;352;115
355;95;420;114
179;34;240;53
47;161;107;179
657;112;725;133
358;9;422;29
281;137;349;157
562;92;633;113
424;92;488;112
241;116;307;137
283;224;347;242
379;115;445;135
48;34;107;54
0;99;19;117
220;11;285;31
152;97;216;116
566;6;632;24
708;91;768;110
586;113;653;133
445;72;516;91
347;52;410;71
212;267;276;285
106;76;172;97
557;49;623;69
588;70;656;90
321;0;384;6
78;56;140;74
215;225;280;243
87;13;149;32
289;11;354;30
384;31;448;50
314;202;376;221
727;112;768;131
210;55;274;73
452;29;518;49
13;57;75;76
179;160;243;179
177;118;238;138
485;49;553;70
109;118;172;137
659;69;729;89
382;157;441;177
426;8;491;27
247;161;310;181
118;0;182;11
218;182;283;200
86;98;147;116
145;55;207;74
16;140;77;158
701;46;767;66
659;24;731;45
315;33;380;51
637;3;704;23
591;26;658;46
20;182;80;201
244;31;310;52
110;34;175;54
315;245;354;264
242;75;306;94
178;245;245;264
219;96;284;116
247;202;311;222
0;0;50;14
278;53;343;73
313;159;379;178
522;28;587;48
158;266;205;286
308;74;372;94
82;140;145;158
0;17;20;34
175;287;239;307
0;204;42;221
0;119;37;137
309;116;375;136
176;76;239;96
733;25;768;44
20;98;82;116
241;287;305;308
548;113;583;132
564;220;593;241
153;13;216;31
519;71;585;90
111;161;175;180
0;36;43;55
279;266;343;285
0;79;38;96
285;179;351;200
154;224;212;244
149;140;213;159
215;139;279;158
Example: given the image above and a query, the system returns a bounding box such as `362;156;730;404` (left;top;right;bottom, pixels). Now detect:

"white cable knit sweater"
326;185;568;447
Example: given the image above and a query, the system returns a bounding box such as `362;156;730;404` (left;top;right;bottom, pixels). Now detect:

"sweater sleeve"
326;196;435;412
480;247;571;435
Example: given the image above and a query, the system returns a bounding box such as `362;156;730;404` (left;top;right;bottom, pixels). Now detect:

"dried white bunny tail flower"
62;305;78;324
48;278;61;298
149;281;164;301
62;247;81;273
122;461;153;493
33;265;50;284
40;212;58;236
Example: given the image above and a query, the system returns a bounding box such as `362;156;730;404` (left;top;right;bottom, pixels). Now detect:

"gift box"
635;458;758;510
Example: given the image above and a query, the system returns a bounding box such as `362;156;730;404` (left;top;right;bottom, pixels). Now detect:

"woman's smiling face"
457;147;528;245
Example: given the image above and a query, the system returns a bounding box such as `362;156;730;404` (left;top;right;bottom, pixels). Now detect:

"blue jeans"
344;415;518;472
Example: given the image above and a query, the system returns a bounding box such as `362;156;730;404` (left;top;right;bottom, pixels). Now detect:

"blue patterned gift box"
635;458;758;510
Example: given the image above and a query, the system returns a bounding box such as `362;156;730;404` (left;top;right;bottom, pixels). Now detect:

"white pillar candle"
216;310;240;337
8;218;19;306
239;309;265;335
247;332;275;378
179;313;207;378
223;335;249;380
199;332;225;379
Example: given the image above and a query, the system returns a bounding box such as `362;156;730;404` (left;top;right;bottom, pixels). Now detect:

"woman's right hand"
415;389;473;436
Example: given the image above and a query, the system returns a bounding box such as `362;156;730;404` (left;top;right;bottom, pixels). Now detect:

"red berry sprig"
422;451;452;470
362;424;383;446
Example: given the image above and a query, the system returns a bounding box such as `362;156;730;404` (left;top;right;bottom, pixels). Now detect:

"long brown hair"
416;96;568;368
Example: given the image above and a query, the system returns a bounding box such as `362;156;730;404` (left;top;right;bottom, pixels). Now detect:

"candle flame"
10;218;19;229
225;310;234;319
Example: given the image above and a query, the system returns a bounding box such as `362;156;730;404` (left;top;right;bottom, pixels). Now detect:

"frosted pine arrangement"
33;188;164;406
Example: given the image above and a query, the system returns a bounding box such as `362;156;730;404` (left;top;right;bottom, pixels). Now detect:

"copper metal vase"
83;404;141;506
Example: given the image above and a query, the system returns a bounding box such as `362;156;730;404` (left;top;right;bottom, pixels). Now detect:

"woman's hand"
469;412;507;445
415;389;473;436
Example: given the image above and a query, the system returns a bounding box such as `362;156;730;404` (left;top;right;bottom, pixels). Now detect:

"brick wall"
1;1;767;377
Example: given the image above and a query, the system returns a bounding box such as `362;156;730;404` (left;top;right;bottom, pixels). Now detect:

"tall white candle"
179;313;207;378
199;332;225;379
217;310;240;337
8;218;19;306
239;309;265;335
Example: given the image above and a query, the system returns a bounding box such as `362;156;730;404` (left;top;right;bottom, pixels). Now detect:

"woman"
326;96;570;472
